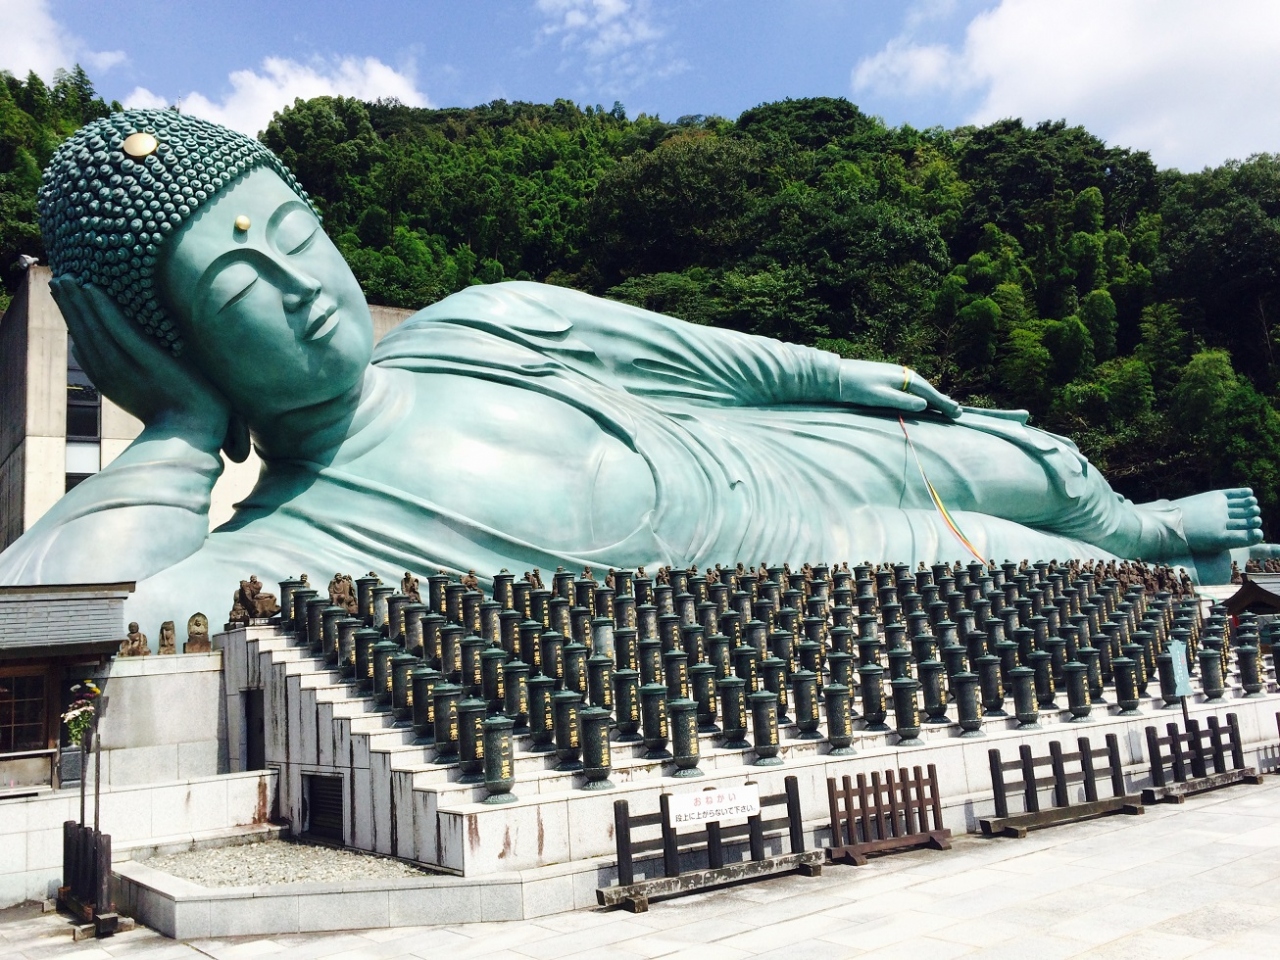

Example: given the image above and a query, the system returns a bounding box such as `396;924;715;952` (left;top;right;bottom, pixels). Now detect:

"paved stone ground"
6;776;1280;960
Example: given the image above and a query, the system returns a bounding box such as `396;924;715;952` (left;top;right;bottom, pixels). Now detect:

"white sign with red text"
666;784;761;831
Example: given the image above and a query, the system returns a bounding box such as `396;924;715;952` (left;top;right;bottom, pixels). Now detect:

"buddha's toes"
1176;488;1264;553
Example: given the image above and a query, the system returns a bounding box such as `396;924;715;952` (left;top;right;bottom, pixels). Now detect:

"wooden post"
1206;716;1227;774
1146;727;1166;787
659;794;680;877
748;811;765;861
1049;741;1069;808
855;773;870;843
1228;713;1246;770
827;778;844;847
94;832;111;913
1106;734;1125;799
926;764;944;831
613;800;634;886
870;771;889;839
1019;745;1039;813
885;769;903;838
989;750;1008;818
706;820;723;869
1078;738;1099;803
1167;723;1187;782
901;768;918;835
1186;719;1207;779
784;776;804;853
61;820;75;898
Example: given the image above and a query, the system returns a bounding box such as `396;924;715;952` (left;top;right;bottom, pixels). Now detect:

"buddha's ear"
223;413;251;463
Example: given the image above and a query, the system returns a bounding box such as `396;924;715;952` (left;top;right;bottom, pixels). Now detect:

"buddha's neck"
248;366;400;464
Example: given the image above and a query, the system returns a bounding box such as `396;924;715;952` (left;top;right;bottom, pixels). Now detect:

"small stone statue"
119;621;149;657
461;569;479;591
328;574;358;614
238;575;280;618
184;612;211;653
401;571;422;602
158;620;176;655
227;595;250;627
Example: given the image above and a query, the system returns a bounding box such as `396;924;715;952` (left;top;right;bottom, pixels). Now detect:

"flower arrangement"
62;681;101;745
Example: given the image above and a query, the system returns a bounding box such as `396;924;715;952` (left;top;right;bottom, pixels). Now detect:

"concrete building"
0;265;414;552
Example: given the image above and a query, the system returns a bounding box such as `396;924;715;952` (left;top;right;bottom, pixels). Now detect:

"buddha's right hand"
837;359;962;418
50;278;231;451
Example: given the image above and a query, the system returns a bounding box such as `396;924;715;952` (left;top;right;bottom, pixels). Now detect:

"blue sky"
4;0;1280;171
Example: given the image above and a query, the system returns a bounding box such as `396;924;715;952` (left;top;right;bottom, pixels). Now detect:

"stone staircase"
218;621;1280;879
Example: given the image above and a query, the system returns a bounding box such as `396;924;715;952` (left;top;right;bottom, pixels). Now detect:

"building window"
66;336;101;440
0;674;47;753
67;335;101;491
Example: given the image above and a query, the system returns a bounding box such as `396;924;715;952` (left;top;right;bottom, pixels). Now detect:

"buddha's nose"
279;266;321;311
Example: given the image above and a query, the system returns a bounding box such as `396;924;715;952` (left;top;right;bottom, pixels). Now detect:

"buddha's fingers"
907;377;961;418
959;406;1031;424
57;281;133;383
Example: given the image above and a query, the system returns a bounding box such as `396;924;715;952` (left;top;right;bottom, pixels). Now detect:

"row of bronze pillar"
266;561;1256;803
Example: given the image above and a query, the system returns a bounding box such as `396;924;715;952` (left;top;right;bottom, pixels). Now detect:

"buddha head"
39;109;373;418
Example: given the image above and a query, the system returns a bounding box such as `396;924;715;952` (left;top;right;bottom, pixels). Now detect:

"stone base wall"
93;651;229;786
0;768;276;908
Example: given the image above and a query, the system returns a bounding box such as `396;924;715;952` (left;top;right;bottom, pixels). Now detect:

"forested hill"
4;69;1280;536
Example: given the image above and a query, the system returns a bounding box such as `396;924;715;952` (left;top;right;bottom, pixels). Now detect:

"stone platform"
28;766;1280;953
98;618;1280;937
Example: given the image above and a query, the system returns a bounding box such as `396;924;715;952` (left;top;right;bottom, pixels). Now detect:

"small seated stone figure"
328;573;358;614
0;109;1270;631
238;575;280;618
227;594;250;627
461;569;479;591
119;621;149;657
184;612;211;653
158;620;176;655
401;571;422;603
530;568;544;589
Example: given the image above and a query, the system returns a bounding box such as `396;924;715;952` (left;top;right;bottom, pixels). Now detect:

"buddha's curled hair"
38;109;317;355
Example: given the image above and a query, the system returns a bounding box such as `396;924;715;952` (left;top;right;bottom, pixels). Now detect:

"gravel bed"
142;840;432;887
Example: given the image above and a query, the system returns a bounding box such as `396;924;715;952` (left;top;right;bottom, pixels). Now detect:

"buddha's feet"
1175;488;1263;553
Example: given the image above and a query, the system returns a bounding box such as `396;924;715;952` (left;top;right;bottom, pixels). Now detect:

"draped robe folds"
0;282;1192;629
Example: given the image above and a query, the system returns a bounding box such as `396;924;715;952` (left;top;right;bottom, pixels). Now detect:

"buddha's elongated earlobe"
223;412;250;463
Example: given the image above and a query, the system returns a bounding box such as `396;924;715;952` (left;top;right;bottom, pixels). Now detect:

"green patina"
38;110;315;354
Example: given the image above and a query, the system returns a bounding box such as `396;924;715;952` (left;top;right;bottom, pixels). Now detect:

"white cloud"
535;0;687;100
0;0;125;82
124;55;430;136
853;0;1280;171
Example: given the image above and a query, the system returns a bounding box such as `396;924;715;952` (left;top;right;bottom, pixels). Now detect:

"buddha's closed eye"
275;206;320;256
212;262;259;315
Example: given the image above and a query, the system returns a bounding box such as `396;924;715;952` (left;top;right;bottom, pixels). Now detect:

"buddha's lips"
306;304;339;342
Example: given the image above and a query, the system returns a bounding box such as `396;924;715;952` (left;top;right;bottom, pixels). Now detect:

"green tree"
1079;289;1118;360
1042;316;1094;383
998;326;1053;414
1170;349;1239;436
1134;302;1189;397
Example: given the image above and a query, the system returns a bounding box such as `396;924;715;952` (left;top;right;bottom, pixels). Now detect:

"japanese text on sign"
1169;638;1193;697
667;783;761;830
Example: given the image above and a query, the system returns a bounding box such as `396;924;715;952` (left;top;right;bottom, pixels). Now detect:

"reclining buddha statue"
0;110;1265;633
